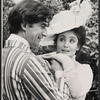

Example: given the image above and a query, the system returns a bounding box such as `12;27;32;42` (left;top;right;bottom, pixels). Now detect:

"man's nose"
42;29;47;37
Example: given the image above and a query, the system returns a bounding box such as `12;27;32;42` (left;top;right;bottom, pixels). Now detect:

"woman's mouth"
61;49;70;53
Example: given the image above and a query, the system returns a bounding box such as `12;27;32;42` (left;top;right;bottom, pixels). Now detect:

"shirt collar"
5;34;31;52
7;34;30;46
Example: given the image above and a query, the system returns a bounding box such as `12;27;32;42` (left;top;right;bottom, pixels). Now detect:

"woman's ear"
21;23;26;31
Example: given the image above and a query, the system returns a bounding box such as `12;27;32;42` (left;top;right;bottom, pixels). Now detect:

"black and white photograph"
2;0;99;100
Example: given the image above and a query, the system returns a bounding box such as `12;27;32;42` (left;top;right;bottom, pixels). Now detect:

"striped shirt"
2;34;64;100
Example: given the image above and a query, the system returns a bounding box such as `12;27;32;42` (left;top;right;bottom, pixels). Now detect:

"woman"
40;26;93;100
39;1;93;99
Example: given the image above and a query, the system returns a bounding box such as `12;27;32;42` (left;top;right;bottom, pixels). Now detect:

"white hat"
40;0;92;46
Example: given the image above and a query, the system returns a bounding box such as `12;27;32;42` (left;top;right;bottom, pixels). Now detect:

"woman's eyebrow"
59;35;77;39
59;35;66;38
69;36;77;39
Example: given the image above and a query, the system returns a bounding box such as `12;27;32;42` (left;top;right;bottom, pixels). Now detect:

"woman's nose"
64;41;69;47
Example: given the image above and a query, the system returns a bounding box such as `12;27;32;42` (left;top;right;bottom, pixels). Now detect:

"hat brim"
40;0;92;46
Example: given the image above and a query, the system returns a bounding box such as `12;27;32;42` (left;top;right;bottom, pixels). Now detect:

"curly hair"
8;0;52;34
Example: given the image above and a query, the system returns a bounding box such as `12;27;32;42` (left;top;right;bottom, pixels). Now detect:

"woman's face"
56;30;80;58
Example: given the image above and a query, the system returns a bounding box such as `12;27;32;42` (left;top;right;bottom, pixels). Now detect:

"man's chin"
30;43;39;47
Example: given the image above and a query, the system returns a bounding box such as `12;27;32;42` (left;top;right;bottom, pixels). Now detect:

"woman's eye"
59;38;66;42
70;39;75;43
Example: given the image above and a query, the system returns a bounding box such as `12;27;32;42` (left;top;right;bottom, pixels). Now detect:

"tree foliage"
3;0;15;46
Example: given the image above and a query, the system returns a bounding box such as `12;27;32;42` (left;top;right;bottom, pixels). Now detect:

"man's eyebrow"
41;22;49;27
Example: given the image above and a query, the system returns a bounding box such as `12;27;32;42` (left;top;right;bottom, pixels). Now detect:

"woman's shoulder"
74;61;93;94
74;61;93;85
74;61;93;74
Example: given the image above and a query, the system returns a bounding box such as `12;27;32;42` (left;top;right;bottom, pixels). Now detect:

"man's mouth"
38;34;43;40
38;36;42;40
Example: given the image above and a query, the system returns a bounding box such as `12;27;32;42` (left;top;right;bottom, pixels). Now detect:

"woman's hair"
8;0;52;34
54;26;86;50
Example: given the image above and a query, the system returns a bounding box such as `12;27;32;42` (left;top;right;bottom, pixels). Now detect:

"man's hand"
39;53;75;72
49;59;63;72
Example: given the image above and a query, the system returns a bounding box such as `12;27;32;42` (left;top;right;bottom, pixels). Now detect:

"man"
2;0;64;100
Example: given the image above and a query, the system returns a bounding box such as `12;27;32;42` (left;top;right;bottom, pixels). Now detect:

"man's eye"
41;25;46;29
29;25;33;27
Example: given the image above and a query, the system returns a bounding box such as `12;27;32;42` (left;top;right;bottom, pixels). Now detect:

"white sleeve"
76;64;93;94
63;63;93;99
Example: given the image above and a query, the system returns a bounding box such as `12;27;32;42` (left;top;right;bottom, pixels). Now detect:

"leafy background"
3;0;99;99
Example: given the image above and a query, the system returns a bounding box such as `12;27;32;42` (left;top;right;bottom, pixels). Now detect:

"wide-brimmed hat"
40;0;92;46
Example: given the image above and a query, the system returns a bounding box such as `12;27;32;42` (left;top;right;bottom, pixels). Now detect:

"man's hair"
8;0;52;33
54;26;86;49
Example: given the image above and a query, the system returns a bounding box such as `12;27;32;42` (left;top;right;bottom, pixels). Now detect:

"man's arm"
21;56;63;100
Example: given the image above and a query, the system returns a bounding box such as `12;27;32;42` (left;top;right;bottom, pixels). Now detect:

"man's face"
56;31;80;58
25;22;48;47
